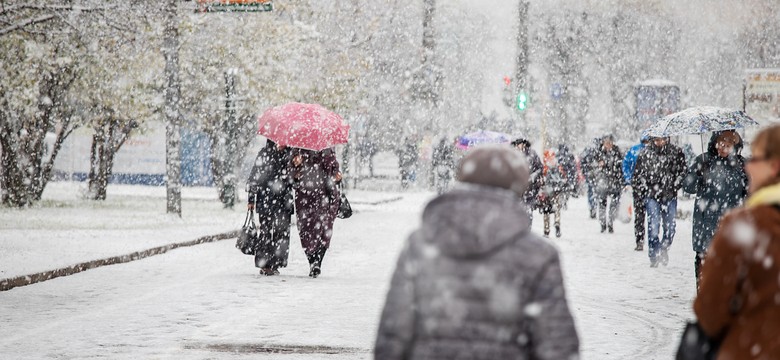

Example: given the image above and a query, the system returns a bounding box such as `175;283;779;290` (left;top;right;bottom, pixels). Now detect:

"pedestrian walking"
511;137;543;222
557;144;579;199
432;136;456;194
397;136;419;189
291;147;342;278
594;134;624;233
374;145;580;360
683;130;748;289
539;149;571;237
580;137;602;219
623;135;651;250
632;136;686;267
246;140;295;276
692;125;780;360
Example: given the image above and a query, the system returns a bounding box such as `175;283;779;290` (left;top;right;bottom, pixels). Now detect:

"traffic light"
516;91;528;111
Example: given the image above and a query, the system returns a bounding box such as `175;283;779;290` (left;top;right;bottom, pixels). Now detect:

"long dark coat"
291;148;341;260
694;185;780;360
683;133;748;253
375;185;580;360
632;142;686;202
247;140;295;214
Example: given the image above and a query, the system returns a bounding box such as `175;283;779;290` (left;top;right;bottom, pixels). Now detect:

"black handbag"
236;210;259;255
675;321;719;360
336;184;353;219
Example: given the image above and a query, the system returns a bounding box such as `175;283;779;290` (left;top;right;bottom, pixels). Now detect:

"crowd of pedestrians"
375;125;779;360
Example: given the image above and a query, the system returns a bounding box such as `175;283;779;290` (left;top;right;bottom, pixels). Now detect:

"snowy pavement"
0;182;697;359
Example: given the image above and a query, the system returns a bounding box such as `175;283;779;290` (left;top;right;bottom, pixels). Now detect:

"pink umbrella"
257;103;350;151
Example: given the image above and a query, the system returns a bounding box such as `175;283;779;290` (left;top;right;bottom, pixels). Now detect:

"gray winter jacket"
374;185;579;360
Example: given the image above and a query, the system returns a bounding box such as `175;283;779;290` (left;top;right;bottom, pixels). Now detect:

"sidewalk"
0;181;404;290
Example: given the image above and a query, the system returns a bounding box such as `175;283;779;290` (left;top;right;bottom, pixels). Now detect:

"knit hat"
455;145;529;196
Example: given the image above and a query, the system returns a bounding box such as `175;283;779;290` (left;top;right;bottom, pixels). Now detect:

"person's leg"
254;211;273;269
646;199;661;266
543;212;551;236
598;194;608;232
607;192;618;232
695;252;705;291
658;199;677;266
272;213;292;269
661;199;678;250
587;185;596;218
554;195;562;237
633;191;646;249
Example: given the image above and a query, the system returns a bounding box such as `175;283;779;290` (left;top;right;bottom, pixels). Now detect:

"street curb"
0;230;239;292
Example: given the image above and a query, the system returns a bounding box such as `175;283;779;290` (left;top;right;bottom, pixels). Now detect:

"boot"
608;225;614;233
660;249;669;266
309;264;321;278
600;224;606;233
555;226;561;238
634;237;644;251
590;208;597;219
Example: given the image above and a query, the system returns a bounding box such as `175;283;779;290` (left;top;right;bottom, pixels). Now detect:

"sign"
745;69;780;124
550;82;563;100
197;0;273;13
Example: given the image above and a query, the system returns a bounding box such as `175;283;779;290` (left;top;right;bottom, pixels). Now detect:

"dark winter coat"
579;138;601;186
694;184;780;360
374;185;580;360
632;142;686;202
593;146;624;196
291;148;341;257
522;148;544;207
557;145;578;194
538;162;568;214
246;140;294;215
683;133;748;253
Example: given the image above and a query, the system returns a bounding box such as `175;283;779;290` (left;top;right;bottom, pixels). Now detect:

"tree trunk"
163;0;182;216
86;118;136;201
1;65;76;207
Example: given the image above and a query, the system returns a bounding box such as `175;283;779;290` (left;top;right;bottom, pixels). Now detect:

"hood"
419;185;531;258
746;183;780;208
707;131;743;156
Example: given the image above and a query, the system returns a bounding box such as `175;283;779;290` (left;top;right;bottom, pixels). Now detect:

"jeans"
646;198;677;261
633;191;646;245
587;184;596;214
598;192;619;228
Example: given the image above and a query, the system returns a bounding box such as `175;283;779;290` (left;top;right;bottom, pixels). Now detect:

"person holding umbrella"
683;130;747;289
291;148;342;278
692;125;780;360
256;102;350;278
511;137;543;223
246;140;295;276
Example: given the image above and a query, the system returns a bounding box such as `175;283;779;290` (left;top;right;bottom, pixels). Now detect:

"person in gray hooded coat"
374;145;580;360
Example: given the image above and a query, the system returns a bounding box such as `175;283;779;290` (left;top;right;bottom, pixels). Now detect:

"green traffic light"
516;92;528;111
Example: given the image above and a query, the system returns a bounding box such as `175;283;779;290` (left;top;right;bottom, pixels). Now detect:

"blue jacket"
622;143;645;185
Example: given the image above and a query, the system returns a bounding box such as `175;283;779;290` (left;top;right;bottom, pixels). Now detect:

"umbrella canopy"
645;106;759;137
257;103;350;151
456;130;511;150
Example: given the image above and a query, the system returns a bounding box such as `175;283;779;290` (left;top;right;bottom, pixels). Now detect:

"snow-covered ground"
0;181;697;359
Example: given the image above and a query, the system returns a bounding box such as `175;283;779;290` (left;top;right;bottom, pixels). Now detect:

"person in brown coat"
693;125;780;360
